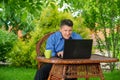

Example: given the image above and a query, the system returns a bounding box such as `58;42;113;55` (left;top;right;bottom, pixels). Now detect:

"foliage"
83;0;120;57
8;3;91;67
81;0;120;71
37;3;91;38
0;0;47;35
0;29;17;61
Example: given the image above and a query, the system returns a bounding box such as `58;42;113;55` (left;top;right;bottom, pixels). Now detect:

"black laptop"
63;39;93;59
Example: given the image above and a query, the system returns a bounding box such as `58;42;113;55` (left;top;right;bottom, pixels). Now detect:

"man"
34;19;82;80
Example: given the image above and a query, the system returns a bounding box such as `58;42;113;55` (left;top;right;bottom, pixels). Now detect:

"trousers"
34;63;77;80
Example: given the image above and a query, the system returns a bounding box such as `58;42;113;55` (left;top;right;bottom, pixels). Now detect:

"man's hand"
57;51;63;58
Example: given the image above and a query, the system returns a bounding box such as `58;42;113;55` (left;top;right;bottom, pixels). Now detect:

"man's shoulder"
71;32;82;39
48;31;61;39
72;32;80;36
50;31;60;36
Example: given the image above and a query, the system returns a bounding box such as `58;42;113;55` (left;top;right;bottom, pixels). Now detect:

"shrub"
7;28;43;67
0;29;17;62
7;40;37;67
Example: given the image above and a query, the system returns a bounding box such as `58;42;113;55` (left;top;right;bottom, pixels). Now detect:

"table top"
37;54;119;64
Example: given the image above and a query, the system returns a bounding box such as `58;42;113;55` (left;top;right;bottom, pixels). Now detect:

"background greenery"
0;29;17;61
0;0;120;71
5;3;91;67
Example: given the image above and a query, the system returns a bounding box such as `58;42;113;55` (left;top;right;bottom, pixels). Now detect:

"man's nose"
66;31;70;35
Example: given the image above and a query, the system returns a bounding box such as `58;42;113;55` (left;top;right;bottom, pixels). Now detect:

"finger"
61;53;63;58
57;53;60;56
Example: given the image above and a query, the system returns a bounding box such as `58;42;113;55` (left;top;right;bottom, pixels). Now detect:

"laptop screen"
63;39;93;59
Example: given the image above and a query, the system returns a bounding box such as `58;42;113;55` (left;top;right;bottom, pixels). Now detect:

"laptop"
63;39;93;59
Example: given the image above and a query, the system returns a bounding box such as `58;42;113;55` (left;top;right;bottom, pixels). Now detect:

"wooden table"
37;54;119;80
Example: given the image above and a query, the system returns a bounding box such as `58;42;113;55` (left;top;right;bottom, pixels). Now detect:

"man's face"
60;25;73;39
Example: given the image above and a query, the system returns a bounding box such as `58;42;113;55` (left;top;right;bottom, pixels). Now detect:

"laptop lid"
63;39;93;59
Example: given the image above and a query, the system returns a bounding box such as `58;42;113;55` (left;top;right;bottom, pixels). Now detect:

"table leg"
48;65;54;80
85;65;89;80
98;64;104;80
48;64;66;80
85;63;104;80
62;65;67;80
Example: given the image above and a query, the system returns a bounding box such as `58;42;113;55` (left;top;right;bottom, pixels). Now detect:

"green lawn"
0;66;120;80
0;66;36;80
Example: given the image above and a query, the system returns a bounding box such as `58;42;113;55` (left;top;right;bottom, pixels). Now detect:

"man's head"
60;19;73;39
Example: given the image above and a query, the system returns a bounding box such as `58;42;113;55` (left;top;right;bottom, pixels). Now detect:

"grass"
104;70;120;80
78;70;120;80
0;66;36;80
0;66;120;80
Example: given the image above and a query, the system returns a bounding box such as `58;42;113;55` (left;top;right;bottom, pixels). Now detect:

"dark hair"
60;19;73;27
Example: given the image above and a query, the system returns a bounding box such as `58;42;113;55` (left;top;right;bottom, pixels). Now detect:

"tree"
0;0;46;36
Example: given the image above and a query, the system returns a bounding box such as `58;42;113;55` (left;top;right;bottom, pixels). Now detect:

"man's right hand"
57;51;63;58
